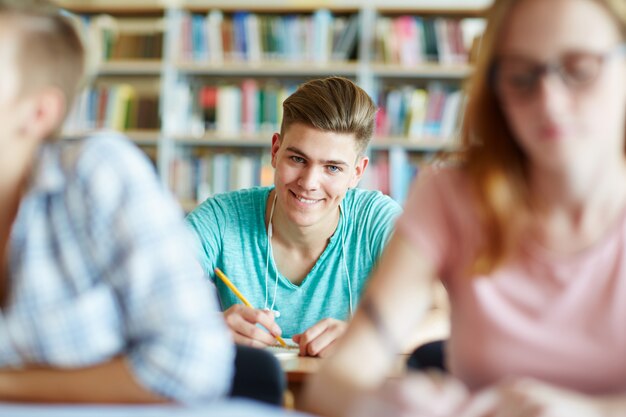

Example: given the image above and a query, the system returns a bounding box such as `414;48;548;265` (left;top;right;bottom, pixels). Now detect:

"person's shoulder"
188;186;270;221
345;187;401;211
413;164;468;196
211;186;270;204
198;186;270;209
60;132;155;183
78;132;151;169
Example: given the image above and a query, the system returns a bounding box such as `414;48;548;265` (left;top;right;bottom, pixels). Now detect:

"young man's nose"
297;166;321;190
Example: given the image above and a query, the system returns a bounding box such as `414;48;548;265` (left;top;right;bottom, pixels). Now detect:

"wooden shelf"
55;1;164;15
173;133;271;147
176;61;359;77
371;137;458;151
182;0;360;13
172;133;458;152
371;63;472;79
97;60;163;76
181;0;489;13
375;6;487;17
63;130;160;146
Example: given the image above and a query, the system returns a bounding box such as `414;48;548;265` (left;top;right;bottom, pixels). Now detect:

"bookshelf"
57;0;490;207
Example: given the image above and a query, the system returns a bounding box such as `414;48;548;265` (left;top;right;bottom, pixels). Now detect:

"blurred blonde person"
0;0;233;403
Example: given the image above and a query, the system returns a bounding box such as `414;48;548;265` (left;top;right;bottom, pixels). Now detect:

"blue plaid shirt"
0;133;234;402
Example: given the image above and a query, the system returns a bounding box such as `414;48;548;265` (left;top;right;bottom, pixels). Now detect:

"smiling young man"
186;77;401;357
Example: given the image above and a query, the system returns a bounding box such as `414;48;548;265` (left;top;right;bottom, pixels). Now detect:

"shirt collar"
27;142;66;195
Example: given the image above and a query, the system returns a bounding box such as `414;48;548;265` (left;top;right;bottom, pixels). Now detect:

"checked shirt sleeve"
73;136;234;402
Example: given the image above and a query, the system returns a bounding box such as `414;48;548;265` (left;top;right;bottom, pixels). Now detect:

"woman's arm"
303;232;439;417
459;379;626;417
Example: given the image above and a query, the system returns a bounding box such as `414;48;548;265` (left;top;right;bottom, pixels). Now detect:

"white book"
207;9;224;63
312;9;332;63
212;153;231;196
245;13;262;62
216;86;242;135
439;90;462;141
231;154;257;191
435;18;453;64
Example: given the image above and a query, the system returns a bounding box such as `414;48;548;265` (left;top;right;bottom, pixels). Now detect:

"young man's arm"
186;192;283;348
0;358;164;403
81;138;234;402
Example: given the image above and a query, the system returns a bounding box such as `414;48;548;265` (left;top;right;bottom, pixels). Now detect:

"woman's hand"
459;378;603;417
346;371;469;417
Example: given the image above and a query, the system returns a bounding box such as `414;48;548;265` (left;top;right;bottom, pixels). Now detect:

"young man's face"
0;25;24;147
0;23;37;185
271;123;368;230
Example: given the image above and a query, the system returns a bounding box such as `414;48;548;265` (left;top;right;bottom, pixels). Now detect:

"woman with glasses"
304;0;626;416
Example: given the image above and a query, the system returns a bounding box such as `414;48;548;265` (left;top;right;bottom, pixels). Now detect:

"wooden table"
276;305;450;409
277;354;409;409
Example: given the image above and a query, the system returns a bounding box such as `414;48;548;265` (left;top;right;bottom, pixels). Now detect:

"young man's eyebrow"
285;146;349;166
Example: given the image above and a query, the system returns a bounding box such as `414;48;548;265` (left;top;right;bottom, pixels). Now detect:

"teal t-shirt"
186;186;401;337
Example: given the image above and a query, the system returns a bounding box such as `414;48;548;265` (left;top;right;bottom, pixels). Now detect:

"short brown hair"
280;77;376;155
0;0;85;133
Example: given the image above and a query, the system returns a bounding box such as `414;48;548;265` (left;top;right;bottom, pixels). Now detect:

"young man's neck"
0;143;37;261
267;191;340;253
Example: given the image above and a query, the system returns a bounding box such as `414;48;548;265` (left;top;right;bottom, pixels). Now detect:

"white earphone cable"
263;192;278;311
339;204;353;317
264;192;353;319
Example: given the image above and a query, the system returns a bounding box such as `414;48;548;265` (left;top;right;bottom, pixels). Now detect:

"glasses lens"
494;58;539;99
560;53;603;86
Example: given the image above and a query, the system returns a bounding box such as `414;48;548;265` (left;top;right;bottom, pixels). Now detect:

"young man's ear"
349;155;369;188
270;132;281;168
21;87;66;142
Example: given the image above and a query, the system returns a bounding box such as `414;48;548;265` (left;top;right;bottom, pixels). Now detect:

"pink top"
397;167;626;394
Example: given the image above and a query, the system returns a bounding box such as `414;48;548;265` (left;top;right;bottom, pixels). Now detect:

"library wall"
57;0;489;210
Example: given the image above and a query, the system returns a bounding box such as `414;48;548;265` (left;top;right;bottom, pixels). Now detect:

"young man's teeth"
297;195;317;204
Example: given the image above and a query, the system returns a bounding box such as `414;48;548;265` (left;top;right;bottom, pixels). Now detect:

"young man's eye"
290;156;305;163
327;165;342;173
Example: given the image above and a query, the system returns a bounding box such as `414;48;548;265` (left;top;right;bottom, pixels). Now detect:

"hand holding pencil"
215;268;287;348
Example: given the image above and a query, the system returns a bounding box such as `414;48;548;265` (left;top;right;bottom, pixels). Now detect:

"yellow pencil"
214;267;287;348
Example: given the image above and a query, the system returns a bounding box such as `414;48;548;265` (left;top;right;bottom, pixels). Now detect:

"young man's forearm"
0;357;166;403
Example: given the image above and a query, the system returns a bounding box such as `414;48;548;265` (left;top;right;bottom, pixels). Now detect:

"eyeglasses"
490;44;626;101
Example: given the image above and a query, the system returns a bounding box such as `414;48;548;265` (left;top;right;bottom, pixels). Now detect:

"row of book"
64;85;160;132
375;84;465;140
76;15;164;61
170;150;274;203
169;79;297;136
178;9;359;63
374;16;485;65
170;79;464;140
169;148;435;204
72;12;483;65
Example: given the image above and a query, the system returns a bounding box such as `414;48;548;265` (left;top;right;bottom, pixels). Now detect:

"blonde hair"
462;0;626;274
0;0;85;137
280;77;376;155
